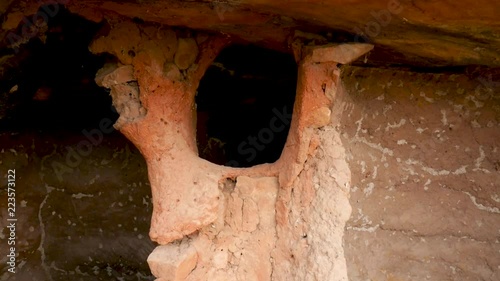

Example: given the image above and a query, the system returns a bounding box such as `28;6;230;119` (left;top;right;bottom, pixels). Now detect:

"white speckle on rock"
452;165;467;175
471;120;481;128
385;118;406;131
416;127;427;134
420;91;434;103
363;183;375;196
441;109;448;125
72;193;94;199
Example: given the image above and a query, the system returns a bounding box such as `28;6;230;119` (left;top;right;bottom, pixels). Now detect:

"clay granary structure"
0;1;499;280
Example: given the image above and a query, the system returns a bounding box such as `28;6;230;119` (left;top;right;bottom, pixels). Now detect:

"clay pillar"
90;21;230;245
90;19;372;280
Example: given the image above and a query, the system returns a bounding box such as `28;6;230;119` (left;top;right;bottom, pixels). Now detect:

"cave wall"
1;63;498;281
0;131;155;280
340;66;500;280
1;2;499;280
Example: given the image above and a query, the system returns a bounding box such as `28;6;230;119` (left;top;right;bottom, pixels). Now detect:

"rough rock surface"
0;131;155;280
2;0;500;67
340;66;500;280
95;64;147;129
174;38;199;71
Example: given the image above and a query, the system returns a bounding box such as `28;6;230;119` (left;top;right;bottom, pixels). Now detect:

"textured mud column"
90;20;229;245
91;21;372;279
270;43;373;281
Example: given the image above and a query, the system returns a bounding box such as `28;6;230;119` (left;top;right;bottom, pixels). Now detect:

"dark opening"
0;6;154;280
196;45;298;167
0;6;117;131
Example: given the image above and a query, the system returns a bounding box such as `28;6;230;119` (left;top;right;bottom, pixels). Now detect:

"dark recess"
196;44;298;167
0;5;117;132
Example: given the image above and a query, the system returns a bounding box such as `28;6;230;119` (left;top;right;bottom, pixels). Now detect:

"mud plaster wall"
340;66;500;280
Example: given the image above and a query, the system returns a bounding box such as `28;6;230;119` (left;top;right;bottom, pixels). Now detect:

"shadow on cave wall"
0;5;155;281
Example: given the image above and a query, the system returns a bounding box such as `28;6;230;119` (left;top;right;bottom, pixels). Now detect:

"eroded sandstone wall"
340;66;500;280
0;131;155;280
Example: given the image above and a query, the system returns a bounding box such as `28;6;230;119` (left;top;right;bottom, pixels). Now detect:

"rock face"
340;66;500;280
2;0;500;67
0;131;155;280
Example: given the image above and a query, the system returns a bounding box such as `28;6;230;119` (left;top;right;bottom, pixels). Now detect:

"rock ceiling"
1;0;500;68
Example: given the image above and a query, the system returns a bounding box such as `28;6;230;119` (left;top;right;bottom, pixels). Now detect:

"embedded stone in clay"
163;62;182;80
95;64;146;129
96;65;135;87
147;239;198;280
174;38;199;70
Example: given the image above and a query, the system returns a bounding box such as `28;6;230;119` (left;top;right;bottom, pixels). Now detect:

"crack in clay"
38;184;54;281
385;118;406;131
349;224;491;243
346;224;380;232
350;137;394;157
379;226;491;243
404;158;468;176
463;191;500;214
437;184;499;214
473;146;490;173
